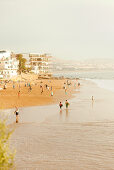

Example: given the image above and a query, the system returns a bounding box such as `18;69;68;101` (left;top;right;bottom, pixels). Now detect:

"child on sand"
65;100;69;109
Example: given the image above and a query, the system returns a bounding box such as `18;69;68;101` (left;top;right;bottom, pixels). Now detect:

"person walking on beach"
41;86;43;94
4;83;7;89
30;85;32;91
13;84;15;89
14;107;19;123
45;84;48;89
51;91;53;96
78;82;80;86
47;86;49;91
18;90;20;98
59;102;63;110
65;87;67;95
65;100;69;109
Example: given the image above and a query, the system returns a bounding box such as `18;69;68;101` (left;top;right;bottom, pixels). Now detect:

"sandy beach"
7;79;114;170
0;75;77;109
1;0;114;169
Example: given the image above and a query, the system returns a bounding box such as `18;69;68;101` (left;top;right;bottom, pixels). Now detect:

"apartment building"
29;53;52;76
0;50;19;79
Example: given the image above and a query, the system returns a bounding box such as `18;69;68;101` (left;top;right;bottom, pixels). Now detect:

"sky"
0;0;114;60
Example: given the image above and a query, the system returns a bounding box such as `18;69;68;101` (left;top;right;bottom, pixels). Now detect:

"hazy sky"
0;0;114;60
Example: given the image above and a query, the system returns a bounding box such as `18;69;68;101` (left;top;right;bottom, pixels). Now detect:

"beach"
1;0;114;169
8;79;114;170
0;76;77;109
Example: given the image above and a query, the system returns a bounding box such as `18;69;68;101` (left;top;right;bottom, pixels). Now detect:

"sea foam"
89;79;114;92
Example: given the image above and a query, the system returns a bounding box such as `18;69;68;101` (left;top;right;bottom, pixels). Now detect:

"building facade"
29;53;52;76
0;51;19;79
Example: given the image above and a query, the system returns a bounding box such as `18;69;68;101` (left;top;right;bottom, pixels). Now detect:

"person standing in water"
14;107;19;123
92;96;94;101
65;100;69;109
59;102;63;110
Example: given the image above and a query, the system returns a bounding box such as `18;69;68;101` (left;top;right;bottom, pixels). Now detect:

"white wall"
0;51;11;59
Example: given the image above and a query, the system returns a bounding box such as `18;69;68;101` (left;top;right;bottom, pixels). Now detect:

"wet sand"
9;80;114;170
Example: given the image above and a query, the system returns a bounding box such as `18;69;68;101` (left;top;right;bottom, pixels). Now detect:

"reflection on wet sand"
59;108;69;122
92;100;94;108
10;80;114;169
59;109;63;121
65;108;69;121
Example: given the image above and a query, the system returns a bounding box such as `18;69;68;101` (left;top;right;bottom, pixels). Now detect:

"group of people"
14;100;70;123
41;83;53;96
59;100;70;110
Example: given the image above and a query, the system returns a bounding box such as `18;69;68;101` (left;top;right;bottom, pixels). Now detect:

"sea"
54;70;114;93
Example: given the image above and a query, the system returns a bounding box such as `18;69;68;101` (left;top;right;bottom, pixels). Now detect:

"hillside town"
0;50;52;79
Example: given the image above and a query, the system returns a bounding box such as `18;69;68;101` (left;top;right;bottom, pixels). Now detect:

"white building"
0;50;19;79
29;53;52;76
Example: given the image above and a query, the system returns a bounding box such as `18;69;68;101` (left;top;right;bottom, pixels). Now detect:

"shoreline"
10;78;114;170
